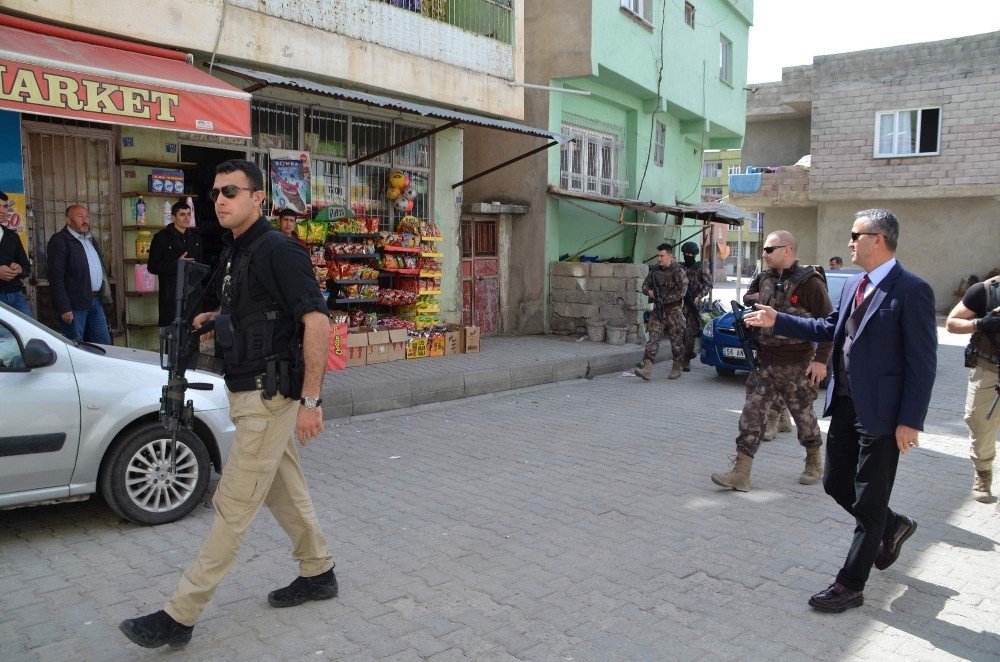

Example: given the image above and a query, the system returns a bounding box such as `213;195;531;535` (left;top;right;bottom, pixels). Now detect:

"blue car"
700;270;860;377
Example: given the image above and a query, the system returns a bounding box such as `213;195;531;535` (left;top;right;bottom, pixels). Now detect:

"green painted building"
463;0;752;333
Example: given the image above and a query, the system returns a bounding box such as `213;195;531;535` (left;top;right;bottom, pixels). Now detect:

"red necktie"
854;275;870;309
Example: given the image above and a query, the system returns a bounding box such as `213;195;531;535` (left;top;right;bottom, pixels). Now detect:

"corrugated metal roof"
213;63;572;144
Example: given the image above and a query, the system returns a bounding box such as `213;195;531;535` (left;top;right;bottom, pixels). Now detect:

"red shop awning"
0;14;251;138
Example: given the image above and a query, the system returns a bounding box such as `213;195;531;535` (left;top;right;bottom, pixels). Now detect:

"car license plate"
722;347;745;359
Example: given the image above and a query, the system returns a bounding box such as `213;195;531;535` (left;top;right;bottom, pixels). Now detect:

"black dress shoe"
119;610;193;648
808;582;864;613
268;568;338;608
875;515;917;571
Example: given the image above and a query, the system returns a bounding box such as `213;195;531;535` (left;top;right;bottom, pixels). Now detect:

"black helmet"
681;241;699;256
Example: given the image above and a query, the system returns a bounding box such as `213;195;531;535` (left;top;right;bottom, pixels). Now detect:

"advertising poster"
0;110;26;250
268;149;311;216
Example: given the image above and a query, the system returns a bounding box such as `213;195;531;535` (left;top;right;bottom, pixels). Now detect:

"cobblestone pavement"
1;329;998;661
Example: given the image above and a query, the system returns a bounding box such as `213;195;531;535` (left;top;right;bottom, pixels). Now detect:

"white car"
0;303;234;525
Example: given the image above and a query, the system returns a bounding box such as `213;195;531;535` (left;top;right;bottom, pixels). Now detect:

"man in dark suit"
147;201;203;326
744;209;937;613
47;205;112;344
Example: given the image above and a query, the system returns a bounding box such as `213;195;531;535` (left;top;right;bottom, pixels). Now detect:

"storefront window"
251;100;299;150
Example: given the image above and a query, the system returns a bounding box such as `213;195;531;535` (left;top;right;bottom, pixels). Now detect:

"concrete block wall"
810;32;1000;196
549;261;649;339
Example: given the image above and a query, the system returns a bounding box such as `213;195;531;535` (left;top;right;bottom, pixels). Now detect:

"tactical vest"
215;229;304;397
970;275;1000;368
683;261;703;297
755;263;823;347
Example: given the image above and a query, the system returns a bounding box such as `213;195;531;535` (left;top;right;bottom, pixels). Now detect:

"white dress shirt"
66;226;104;292
863;257;897;299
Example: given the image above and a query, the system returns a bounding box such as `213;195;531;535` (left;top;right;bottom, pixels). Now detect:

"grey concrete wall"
741;118;811;167
811;32;1000;198
760;208;820;265
462;0;593;334
816;198;1000;311
549;262;648;339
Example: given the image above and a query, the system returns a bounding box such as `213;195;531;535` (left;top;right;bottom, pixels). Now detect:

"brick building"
731;32;1000;309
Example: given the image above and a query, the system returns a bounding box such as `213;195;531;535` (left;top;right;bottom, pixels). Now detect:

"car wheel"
715;366;737;377
100;422;211;525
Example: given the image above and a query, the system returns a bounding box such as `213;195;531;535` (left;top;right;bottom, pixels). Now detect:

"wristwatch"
973;318;980;332
300;396;322;410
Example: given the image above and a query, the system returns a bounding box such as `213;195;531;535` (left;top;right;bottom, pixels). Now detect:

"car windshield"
0;302;107;355
826;272;860;303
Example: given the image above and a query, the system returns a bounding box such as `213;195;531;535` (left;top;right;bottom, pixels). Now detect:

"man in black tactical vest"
946;274;1000;506
121;160;336;649
712;231;833;491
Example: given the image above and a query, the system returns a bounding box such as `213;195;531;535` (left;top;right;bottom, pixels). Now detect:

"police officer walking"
946;274;1000;506
711;231;833;490
634;243;688;381
679;241;711;372
121;160;336;649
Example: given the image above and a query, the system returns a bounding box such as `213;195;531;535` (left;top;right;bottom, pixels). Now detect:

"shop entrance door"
460;216;499;335
22;120;121;334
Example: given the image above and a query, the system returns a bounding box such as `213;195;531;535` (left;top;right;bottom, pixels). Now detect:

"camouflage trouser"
644;307;686;363
682;308;701;363
735;359;822;458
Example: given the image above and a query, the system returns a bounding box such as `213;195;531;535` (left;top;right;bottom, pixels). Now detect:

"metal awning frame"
548;186;745;227
213;63;572;186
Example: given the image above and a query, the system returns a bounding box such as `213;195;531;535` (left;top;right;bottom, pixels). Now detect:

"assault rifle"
730;300;762;389
159;260;215;472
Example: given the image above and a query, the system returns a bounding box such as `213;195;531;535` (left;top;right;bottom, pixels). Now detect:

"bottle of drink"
135;195;147;225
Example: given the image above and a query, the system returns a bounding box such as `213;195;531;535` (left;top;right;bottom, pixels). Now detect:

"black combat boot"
268;568;339;608
119;610;193;648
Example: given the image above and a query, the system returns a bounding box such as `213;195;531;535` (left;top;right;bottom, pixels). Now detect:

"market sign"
0;19;251;138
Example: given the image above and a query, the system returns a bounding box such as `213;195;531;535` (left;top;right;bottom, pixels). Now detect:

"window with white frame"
720;35;732;84
702;160;723;178
653;121;666;167
874;108;941;157
728;164;742;175
560;123;627;197
620;0;652;22
749;212;764;234
702;186;723;201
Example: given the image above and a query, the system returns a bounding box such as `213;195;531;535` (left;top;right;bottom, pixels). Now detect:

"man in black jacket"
0;191;32;317
147;201;203;326
46;205;112;344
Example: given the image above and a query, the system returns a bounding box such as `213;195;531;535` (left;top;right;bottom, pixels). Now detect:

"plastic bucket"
606;325;627;346
586;319;607;342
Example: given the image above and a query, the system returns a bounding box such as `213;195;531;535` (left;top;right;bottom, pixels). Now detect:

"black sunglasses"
209;185;256;202
850;232;881;242
762;245;786;254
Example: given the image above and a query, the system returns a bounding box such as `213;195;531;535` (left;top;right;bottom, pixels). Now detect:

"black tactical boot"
119;610;193;649
268;568;339;608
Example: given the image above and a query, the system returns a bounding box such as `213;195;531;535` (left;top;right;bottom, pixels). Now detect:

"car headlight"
703;319;714;338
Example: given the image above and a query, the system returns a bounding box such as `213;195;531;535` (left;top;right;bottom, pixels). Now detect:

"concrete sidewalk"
320;334;665;419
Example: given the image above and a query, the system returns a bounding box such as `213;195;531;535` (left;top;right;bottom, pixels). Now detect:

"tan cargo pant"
165;390;334;626
967;362;1000;471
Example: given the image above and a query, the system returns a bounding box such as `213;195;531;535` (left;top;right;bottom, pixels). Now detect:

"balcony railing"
375;0;513;44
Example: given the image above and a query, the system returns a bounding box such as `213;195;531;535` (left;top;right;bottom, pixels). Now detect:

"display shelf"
420;236;444;242
419;270;442;278
124;258;148;264
419;289;442;295
126;323;159;329
125;291;157;298
122;191;187;199
120;158;198;169
326;232;381;239
329;253;378;260
421;252;444;258
381;268;420;276
383;245;421;253
331;278;379;285
333;297;378;304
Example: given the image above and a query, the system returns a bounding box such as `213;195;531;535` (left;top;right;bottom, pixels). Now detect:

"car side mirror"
23;338;56;369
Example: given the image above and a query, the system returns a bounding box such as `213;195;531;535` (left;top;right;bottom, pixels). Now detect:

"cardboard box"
428;333;445;357
345;326;370;367
387;329;408;362
444;330;460;355
406;336;427;359
463;326;481;353
365;329;391;365
148;168;185;194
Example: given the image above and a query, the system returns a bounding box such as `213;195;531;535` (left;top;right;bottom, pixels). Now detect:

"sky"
747;0;1000;83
